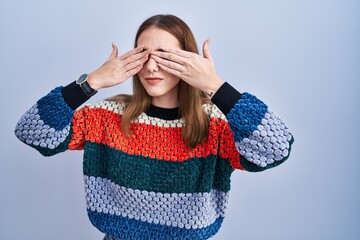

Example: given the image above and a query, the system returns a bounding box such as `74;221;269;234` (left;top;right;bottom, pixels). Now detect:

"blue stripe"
87;209;223;240
37;87;74;131
227;92;268;142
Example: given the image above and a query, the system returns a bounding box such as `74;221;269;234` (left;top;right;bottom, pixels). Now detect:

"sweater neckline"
145;104;180;120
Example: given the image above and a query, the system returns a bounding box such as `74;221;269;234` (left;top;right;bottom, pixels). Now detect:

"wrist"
87;73;101;91
203;76;225;98
76;73;98;97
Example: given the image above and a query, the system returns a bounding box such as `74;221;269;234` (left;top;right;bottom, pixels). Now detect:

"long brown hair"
112;14;210;149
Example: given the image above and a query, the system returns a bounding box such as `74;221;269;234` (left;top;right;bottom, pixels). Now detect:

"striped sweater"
15;82;294;239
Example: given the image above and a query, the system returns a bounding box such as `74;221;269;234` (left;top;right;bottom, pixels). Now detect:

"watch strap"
80;80;97;97
76;74;97;97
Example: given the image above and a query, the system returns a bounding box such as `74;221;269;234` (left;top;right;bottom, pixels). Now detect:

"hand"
88;43;150;90
150;38;224;96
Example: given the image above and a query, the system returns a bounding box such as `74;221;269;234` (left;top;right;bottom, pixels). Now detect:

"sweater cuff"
61;81;92;110
211;82;242;115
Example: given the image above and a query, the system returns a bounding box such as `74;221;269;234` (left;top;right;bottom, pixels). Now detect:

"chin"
144;89;167;97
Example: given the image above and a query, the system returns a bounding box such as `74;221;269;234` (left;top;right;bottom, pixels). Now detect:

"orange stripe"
69;107;241;168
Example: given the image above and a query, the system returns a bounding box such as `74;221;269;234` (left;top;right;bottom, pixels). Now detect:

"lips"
144;77;163;84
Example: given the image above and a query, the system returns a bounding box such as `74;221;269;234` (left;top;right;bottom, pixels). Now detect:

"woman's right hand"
87;43;150;90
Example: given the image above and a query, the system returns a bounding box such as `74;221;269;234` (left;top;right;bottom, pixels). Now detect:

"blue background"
1;0;359;239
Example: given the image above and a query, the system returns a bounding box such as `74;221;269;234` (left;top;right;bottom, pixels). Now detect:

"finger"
119;46;144;60
151;55;185;72
127;49;151;63
120;49;150;68
202;38;213;63
151;51;187;65
108;43;118;60
157;63;182;78
125;63;145;78
123;54;149;71
159;47;192;58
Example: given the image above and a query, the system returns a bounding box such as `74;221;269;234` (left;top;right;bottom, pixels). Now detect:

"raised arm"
15;44;150;156
150;38;294;171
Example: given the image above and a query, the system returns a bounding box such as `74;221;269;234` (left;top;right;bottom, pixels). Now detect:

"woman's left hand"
151;38;224;97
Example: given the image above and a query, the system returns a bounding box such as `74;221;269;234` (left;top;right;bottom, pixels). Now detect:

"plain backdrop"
1;0;359;239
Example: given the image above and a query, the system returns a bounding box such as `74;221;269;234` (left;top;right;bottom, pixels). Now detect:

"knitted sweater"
15;82;294;240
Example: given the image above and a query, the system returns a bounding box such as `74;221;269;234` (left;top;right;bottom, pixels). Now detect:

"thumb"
108;43;118;60
202;37;213;63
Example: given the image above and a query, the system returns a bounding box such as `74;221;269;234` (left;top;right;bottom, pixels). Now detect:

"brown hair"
111;14;209;149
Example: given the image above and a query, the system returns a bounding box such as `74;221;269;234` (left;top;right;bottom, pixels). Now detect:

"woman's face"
137;27;181;106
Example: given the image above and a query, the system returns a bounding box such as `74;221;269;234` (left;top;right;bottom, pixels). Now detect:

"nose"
145;56;159;72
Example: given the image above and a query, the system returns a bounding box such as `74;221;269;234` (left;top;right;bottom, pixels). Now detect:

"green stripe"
83;141;234;193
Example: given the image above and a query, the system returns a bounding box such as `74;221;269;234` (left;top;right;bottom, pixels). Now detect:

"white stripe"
88;100;126;115
84;175;229;230
88;100;185;128
202;103;227;121
87;101;227;128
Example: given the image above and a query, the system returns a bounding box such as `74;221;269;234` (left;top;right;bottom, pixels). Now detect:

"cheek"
163;72;180;83
137;68;146;79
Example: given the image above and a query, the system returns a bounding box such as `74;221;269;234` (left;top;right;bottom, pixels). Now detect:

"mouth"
144;77;163;84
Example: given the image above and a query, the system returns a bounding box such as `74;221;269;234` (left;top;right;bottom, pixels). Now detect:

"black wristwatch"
76;73;97;97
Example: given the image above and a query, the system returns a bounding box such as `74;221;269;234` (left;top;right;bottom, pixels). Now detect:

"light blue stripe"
14;103;71;149
235;109;292;168
84;175;229;230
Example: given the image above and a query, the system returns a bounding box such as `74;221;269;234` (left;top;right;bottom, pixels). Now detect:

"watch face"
76;74;88;84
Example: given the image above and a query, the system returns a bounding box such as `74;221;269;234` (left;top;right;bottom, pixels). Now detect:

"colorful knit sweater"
15;82;293;239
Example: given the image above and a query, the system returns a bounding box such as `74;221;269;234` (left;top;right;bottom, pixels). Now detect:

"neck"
151;99;179;108
151;89;179;108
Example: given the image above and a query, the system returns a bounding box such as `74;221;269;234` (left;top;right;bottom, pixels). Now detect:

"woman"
15;14;294;240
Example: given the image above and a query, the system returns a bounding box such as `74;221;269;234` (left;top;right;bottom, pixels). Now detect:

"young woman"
15;14;294;240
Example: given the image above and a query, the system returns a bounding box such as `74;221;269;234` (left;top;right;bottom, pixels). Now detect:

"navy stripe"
37;87;74;131
227;92;268;142
88;209;223;240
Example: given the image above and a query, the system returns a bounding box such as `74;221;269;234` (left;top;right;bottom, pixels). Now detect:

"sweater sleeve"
212;82;294;172
14;82;91;156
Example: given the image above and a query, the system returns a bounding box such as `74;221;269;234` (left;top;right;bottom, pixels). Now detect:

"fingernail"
207;37;211;44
